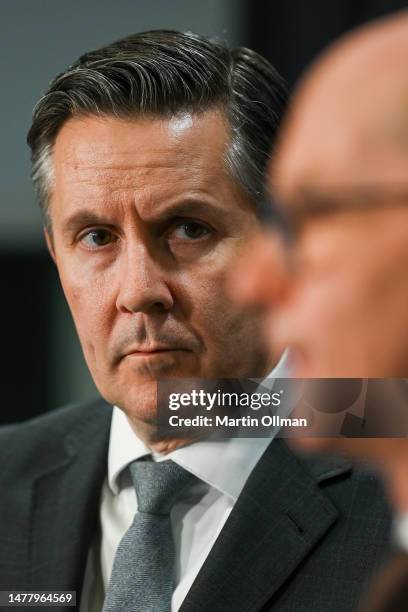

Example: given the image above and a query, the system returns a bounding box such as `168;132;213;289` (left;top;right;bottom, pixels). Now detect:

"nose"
229;232;291;307
116;243;174;314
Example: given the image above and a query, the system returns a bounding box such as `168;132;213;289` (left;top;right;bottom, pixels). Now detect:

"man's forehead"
272;13;408;203
272;109;367;206
53;110;230;178
49;110;250;224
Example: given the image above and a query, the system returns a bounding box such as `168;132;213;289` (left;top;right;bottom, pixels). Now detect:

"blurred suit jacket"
0;398;393;612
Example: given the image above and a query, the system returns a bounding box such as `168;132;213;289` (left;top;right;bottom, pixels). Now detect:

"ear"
44;227;56;264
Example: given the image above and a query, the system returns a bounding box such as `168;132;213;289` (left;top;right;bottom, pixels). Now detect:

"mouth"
125;348;190;358
121;348;193;376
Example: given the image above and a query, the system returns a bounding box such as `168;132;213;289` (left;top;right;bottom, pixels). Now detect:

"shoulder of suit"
0;397;112;480
0;396;112;439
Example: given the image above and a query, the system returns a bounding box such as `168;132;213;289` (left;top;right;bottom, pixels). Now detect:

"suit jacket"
0;398;393;612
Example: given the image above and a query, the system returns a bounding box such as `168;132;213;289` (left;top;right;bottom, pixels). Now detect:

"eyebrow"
61;211;114;235
61;199;231;235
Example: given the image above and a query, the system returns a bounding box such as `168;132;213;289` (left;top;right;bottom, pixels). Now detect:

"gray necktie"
102;458;196;612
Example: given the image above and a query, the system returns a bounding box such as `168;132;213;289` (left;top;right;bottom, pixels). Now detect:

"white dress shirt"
80;351;292;611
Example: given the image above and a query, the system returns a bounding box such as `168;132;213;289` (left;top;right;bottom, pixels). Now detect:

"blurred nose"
229;232;291;307
116;242;174;314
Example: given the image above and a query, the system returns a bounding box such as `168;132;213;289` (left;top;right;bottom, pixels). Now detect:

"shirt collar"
108;407;151;494
108;350;293;498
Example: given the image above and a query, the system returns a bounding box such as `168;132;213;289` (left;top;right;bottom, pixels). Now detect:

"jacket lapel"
27;400;112;604
180;439;351;612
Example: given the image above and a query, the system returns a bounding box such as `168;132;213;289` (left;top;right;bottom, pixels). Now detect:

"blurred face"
270;203;408;376
234;92;408;377
48;111;270;429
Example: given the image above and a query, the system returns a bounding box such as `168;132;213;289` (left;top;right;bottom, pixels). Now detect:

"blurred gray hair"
27;30;287;227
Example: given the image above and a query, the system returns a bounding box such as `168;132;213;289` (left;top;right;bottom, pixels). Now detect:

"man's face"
234;78;408;377
268;203;408;377
48;111;270;424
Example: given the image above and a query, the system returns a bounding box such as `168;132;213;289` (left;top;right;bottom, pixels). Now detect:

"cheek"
182;273;227;333
297;235;381;325
278;274;357;345
59;266;115;357
179;261;260;345
183;256;243;319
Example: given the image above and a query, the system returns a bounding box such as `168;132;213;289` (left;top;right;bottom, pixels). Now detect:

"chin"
93;372;156;421
121;378;159;420
122;350;197;379
125;404;159;426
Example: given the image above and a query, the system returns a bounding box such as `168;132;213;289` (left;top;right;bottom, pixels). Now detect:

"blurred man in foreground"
233;11;408;612
238;11;408;380
235;8;408;490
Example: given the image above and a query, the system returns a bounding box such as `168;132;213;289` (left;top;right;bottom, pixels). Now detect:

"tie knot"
129;459;196;515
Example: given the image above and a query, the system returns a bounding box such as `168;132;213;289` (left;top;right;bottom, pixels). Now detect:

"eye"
171;221;211;240
80;228;116;249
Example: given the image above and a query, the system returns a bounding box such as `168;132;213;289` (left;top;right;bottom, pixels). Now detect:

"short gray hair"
27;30;288;226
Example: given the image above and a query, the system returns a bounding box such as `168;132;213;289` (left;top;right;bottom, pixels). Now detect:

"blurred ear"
44;228;56;264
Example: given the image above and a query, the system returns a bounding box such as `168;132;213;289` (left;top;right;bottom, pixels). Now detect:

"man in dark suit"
0;30;392;612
